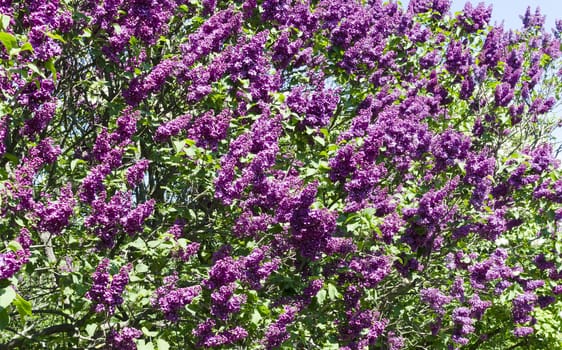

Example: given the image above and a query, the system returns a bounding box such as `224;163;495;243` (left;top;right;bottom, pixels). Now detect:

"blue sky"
401;0;561;30
404;0;562;148
445;0;562;145
447;0;560;30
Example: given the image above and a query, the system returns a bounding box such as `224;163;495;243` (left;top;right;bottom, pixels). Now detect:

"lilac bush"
1;0;562;349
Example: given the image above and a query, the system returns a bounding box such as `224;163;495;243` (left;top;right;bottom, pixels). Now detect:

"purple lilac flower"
387;331;405;350
349;255;392;288
452;307;475;345
175;242;201;262
188;109;232;150
201;326;249;347
527;143;558;174
0;229;32;280
469;248;515;290
85;259;132;314
469;294;492;320
445;40;472;76
300;279;323;306
534;254;555;271
29;138;61;164
239;247;280;289
124;59;178;105
179;8;242;66
409;0;451;17
495;82;514;107
286;86;340;129
151;274;201;322
22;102;56;137
126;159;149;187
203;256;241;290
344;163;388;212
479;26;505;68
513;326;534;338
339;309;387;347
537;296;555;308
430;129;471;171
512;292;537;324
263;305;298;350
154;114;192;143
210;283;247;320
420;288;451;315
457;2;492;33
522;279;545;292
450;277;465;301
79;164;111;203
521;6;545;28
464;151;495;185
120;199;155;235
107;327;143;350
85;191;130;247
35;184;76;235
0;116;9;156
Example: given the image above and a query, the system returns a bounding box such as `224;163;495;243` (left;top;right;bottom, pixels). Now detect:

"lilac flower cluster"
8;138;62;211
263;305;298;349
420;288;452;315
286;86;340;129
188;109;232;151
107;327;143;350
175;242;201;262
80;108;139;203
34;184;76;235
468;249;517;290
457;2;492;33
0;229;33;280
126;159;149;187
153;114;192;143
210;283;247;320
85;191;154;247
349;254;392;288
451;307;475;345
87;0;180;59
85;259;132;314
338;309;388;350
151;274;202;322
193;319;249;348
215;114;282;204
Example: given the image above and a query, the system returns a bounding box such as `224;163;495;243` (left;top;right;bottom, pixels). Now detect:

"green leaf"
45;59;57;80
70;158;83;171
27;63;46;78
85;323;97;337
327;283;341;300
0;308;9;330
172;139;185;154
135;263;149;274
156;338;170;350
0;32;17;51
316;289;327;305
129;237;147;250
0;15;10;30
313;135;325;146
7;241;22;252
45;32;66;43
142;327;158;337
136;340;155;350
13;294;32;320
251;309;262;325
20;42;33;52
0;287;16;308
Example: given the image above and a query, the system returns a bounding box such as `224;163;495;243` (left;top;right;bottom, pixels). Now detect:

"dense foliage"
1;0;562;348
